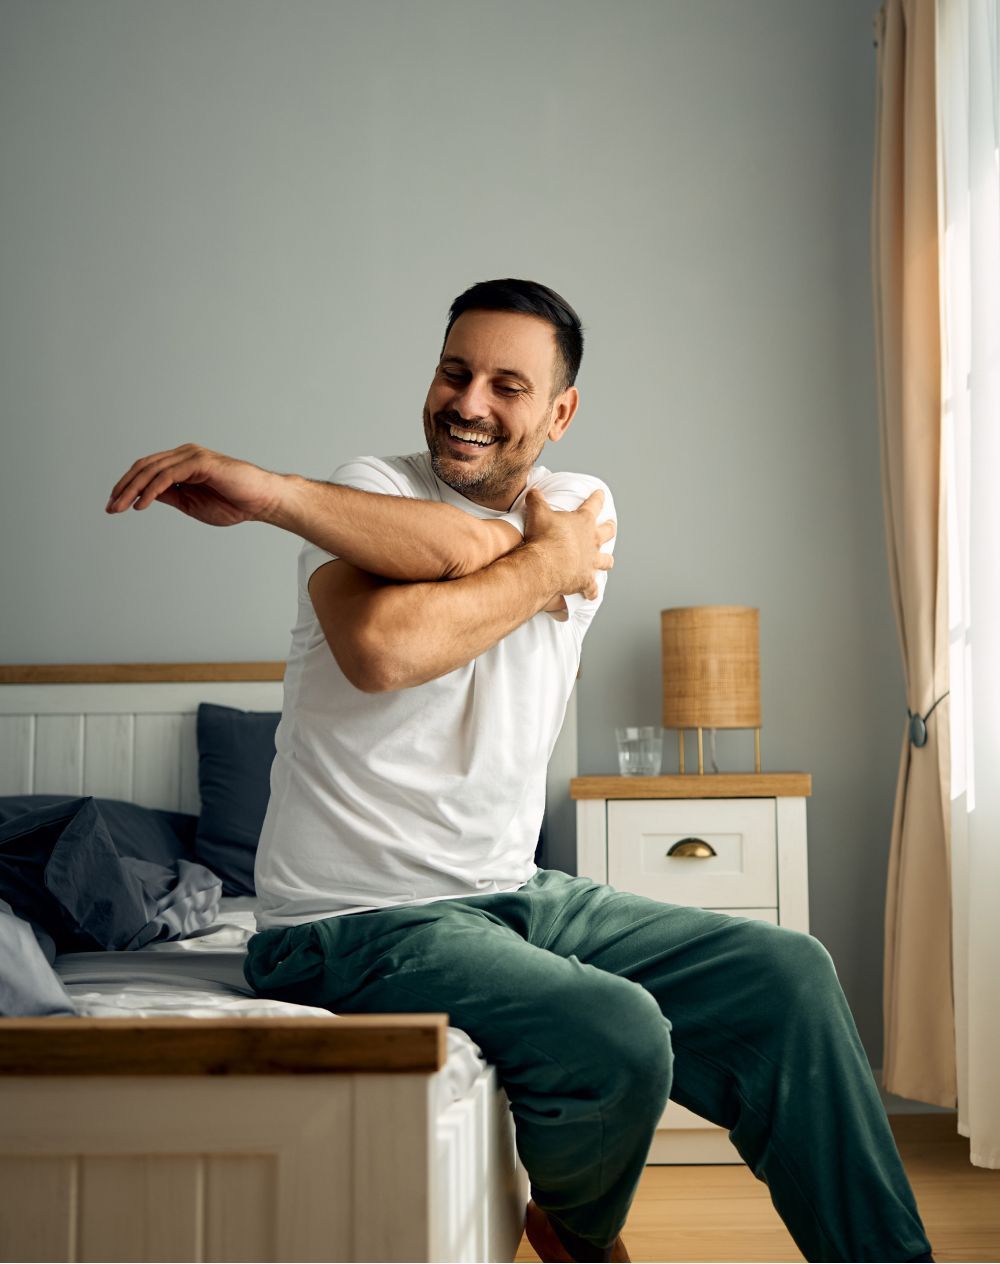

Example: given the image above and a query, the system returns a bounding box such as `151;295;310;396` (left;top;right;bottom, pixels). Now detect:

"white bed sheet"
54;897;488;1105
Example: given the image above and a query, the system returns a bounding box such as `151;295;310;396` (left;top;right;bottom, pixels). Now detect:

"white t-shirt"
253;452;616;929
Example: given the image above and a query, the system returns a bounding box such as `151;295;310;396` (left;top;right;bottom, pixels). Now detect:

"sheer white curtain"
937;0;1000;1167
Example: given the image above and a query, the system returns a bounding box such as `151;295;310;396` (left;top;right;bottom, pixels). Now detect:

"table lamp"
661;605;762;774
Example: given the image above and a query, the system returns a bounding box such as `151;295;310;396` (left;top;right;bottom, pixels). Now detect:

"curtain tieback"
908;693;950;748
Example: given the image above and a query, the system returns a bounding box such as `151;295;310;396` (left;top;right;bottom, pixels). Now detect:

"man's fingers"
106;460;155;509
596;554;614;571
134;462;200;510
107;451;170;502
107;459;182;512
578;488;605;517
599;519;617;543
107;456;180;511
107;452;206;512
106;444;208;511
107;447;191;506
523;487;550;514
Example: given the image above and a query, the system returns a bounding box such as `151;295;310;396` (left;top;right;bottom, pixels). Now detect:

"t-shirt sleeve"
299;456;412;585
530;470;618;632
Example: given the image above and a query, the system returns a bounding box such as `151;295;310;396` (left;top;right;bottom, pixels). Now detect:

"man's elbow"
438;537;482;581
439;516;517;580
330;624;409;694
355;658;409;694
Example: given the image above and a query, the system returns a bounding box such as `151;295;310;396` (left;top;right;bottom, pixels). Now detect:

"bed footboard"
0;1016;528;1263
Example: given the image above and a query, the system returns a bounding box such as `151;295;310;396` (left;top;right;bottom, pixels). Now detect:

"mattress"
54;897;488;1105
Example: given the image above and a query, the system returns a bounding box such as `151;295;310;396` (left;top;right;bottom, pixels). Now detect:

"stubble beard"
424;407;549;506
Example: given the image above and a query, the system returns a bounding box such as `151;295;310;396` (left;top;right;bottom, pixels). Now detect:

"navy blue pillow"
0;796;198;868
194;703;280;896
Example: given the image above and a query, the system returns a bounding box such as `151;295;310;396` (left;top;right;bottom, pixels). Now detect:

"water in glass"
615;726;663;776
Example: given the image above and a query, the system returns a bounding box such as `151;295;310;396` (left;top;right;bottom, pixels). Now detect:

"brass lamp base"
676;727;762;775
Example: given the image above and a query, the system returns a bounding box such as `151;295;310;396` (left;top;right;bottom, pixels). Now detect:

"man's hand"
105;444;281;527
523;487;616;602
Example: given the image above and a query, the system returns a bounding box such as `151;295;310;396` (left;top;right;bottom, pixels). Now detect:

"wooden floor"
515;1115;1000;1263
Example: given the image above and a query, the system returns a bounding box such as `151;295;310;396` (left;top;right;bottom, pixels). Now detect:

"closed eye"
440;367;524;396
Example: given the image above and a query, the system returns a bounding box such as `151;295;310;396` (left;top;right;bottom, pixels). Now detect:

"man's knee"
554;967;673;1104
739;919;841;1005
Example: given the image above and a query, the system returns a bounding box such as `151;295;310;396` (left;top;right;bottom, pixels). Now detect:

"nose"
450;376;491;422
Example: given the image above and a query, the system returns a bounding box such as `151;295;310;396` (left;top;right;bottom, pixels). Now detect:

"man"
107;279;934;1264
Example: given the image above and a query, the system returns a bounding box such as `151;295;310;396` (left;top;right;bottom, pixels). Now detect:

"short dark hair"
443;278;584;397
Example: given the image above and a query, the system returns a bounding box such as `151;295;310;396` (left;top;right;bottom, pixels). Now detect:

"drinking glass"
615;726;663;776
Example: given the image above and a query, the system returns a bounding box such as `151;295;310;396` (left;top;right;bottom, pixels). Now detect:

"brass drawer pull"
667;837;717;859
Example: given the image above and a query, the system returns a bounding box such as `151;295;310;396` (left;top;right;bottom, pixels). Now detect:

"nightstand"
570;772;812;1164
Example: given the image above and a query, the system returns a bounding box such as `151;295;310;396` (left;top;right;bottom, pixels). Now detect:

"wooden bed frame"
0;663;536;1263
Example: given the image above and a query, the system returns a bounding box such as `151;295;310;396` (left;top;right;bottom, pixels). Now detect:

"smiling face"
422;308;579;510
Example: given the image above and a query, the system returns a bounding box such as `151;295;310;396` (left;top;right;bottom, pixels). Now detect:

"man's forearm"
351;542;559;692
264;474;520;580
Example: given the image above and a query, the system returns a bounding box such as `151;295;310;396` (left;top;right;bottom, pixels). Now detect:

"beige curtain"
871;0;956;1106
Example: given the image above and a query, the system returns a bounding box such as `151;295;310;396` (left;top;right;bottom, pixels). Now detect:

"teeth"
448;425;495;446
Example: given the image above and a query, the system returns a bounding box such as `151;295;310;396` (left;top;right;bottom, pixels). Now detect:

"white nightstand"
571;773;812;1164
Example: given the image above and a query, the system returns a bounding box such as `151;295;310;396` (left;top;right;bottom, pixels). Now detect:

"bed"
0;662;543;1263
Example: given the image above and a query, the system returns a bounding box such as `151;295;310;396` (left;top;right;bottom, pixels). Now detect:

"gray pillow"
0;897;75;1016
194;703;280;896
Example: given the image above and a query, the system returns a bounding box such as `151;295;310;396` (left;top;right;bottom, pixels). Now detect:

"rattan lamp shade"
661;606;761;730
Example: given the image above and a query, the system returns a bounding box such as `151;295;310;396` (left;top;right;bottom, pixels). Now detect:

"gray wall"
0;0;904;1070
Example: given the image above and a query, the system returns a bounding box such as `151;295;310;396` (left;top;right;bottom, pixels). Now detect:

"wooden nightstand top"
570;773;812;800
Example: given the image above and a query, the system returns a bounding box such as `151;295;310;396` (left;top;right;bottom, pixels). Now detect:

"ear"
546;386;579;443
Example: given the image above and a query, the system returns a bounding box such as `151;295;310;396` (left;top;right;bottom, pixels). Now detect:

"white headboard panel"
0;676;284;814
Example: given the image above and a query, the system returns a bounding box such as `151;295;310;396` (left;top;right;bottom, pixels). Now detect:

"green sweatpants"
244;868;932;1263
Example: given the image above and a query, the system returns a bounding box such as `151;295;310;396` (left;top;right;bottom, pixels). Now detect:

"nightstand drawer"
607;799;777;908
